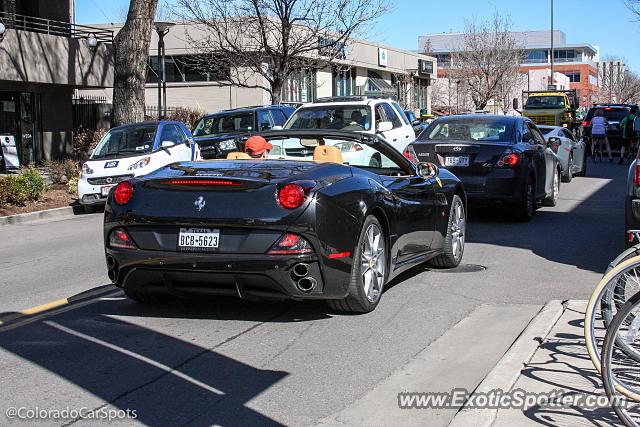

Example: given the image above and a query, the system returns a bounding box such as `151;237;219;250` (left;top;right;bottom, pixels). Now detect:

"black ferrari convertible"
103;130;466;313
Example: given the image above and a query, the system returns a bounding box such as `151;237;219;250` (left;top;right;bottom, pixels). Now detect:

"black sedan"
404;115;561;221
104;130;466;313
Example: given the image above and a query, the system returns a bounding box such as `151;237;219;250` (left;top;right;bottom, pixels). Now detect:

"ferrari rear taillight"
403;145;419;164
268;233;314;255
497;153;521;167
278;184;306;209
109;228;136;250
635;162;640;186
113;181;134;205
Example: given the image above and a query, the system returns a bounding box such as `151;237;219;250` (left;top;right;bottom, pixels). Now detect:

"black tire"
514;176;535;222
543;168;560;207
562;154;573;183
124;289;167;303
327;215;387;314
429;195;465;268
575;153;587;177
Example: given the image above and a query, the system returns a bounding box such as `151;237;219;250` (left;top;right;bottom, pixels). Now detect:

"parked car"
404;115;562;221
283;96;415;167
538;125;587;182
193;105;296;159
103;129;466;313
78;120;197;213
582;104;638;155
404;109;428;136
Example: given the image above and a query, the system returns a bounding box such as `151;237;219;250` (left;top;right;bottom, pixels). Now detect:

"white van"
78;121;198;212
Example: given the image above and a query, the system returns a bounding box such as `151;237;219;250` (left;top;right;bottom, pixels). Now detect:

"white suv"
283;96;415;167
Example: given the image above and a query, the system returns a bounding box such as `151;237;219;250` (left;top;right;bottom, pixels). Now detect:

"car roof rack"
313;96;393;103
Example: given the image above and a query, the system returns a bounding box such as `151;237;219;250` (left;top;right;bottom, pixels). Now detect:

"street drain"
430;264;487;273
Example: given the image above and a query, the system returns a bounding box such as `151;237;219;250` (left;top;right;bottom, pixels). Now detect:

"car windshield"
525;96;566;110
91;125;157;159
194;113;254;136
284;106;372;131
419;118;515;143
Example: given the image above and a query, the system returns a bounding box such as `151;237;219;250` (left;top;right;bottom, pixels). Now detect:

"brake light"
109;228;136;250
161;179;241;186
605;107;613;111
635;163;640;186
497;153;521;167
278;184;306;209
268;233;314;255
113;181;134;205
582;121;590;127
403;145;419;164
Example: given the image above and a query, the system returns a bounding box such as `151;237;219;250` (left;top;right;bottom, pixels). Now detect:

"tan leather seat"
313;146;343;164
226;152;252;160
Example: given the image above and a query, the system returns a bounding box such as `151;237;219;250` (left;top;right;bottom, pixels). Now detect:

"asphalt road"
0;161;627;426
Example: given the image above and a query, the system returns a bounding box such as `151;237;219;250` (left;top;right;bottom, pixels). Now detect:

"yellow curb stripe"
20;298;69;315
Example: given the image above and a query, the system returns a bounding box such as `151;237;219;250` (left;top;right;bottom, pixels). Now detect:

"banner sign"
1;135;20;169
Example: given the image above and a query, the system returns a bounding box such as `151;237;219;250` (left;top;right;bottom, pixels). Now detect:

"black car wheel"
562;154;573;183
575;152;587;177
514;176;535;222
327;215;386;313
543;168;560;207
429;195;465;268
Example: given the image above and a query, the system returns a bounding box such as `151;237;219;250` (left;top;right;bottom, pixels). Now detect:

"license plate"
101;185;115;197
445;156;469;167
178;228;220;249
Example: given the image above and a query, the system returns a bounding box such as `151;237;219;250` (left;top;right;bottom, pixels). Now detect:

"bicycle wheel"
585;256;640;376
602;291;640;426
602;245;640;328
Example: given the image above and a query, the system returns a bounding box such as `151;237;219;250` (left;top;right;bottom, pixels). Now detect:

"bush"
166;107;205;129
68;177;79;196
0;168;48;206
43;159;81;184
73;128;106;158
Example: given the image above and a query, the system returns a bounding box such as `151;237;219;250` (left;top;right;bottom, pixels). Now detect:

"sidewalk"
454;301;623;426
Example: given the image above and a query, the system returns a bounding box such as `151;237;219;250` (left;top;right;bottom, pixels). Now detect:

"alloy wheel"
451;200;466;262
360;224;385;303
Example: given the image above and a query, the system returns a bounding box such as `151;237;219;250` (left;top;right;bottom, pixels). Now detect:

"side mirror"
417;162;439;178
547;137;561;153
412;119;421;126
377;121;393;133
161;140;176;149
634;116;640;133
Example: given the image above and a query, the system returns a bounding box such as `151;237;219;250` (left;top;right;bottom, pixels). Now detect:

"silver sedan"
539;125;587;182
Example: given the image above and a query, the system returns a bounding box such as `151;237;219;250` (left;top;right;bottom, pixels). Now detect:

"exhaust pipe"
296;277;317;293
292;263;310;278
107;268;118;282
106;255;116;269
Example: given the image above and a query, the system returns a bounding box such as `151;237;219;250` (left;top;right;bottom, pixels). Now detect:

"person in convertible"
244;135;273;159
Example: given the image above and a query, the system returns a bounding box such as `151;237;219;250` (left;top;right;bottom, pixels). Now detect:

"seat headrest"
226;152;252;160
313;145;343;164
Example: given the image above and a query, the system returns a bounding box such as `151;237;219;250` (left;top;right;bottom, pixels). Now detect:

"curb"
0;206;78;226
448;300;566;427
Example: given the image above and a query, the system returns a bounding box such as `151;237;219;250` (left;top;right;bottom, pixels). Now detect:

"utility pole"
550;0;554;85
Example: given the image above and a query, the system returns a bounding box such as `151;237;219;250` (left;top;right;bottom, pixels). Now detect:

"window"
285;106;372;131
270;110;288;126
524;50;548;64
381;103;402;129
193;113;254;136
333;67;356;96
92;125;157;159
553;49;577;62
159;124;185;145
256;110;274;131
564;71;581;83
421;118;515;143
147;55;230;83
391;102;410;125
282;69;316;103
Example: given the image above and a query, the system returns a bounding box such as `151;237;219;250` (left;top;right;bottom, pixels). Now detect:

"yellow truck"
522;89;579;130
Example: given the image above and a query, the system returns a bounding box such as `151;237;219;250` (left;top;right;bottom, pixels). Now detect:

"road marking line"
20;298;69;315
0;291;121;333
44;320;225;396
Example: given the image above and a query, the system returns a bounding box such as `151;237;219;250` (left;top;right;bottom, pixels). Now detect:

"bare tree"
111;0;159;127
174;0;388;103
595;57;640;104
450;14;523;110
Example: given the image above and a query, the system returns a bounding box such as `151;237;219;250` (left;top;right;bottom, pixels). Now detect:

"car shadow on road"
0;302;290;426
466;163;626;273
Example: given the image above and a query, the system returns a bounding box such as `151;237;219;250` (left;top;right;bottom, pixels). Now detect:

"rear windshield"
525;96;565;109
193;113;254;136
419;117;515;143
284;106;372;131
91;125;157;159
586;108;629;121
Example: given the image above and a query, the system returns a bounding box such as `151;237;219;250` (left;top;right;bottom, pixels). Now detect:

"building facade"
419;30;599;109
84;22;437;116
0;0;114;165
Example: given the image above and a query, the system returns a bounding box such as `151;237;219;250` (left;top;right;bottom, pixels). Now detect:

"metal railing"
0;11;113;43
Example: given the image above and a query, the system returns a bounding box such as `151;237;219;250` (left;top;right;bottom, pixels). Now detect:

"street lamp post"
550;0;554;86
154;22;174;119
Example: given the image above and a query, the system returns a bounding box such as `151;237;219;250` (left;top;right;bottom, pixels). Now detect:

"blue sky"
75;0;640;69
